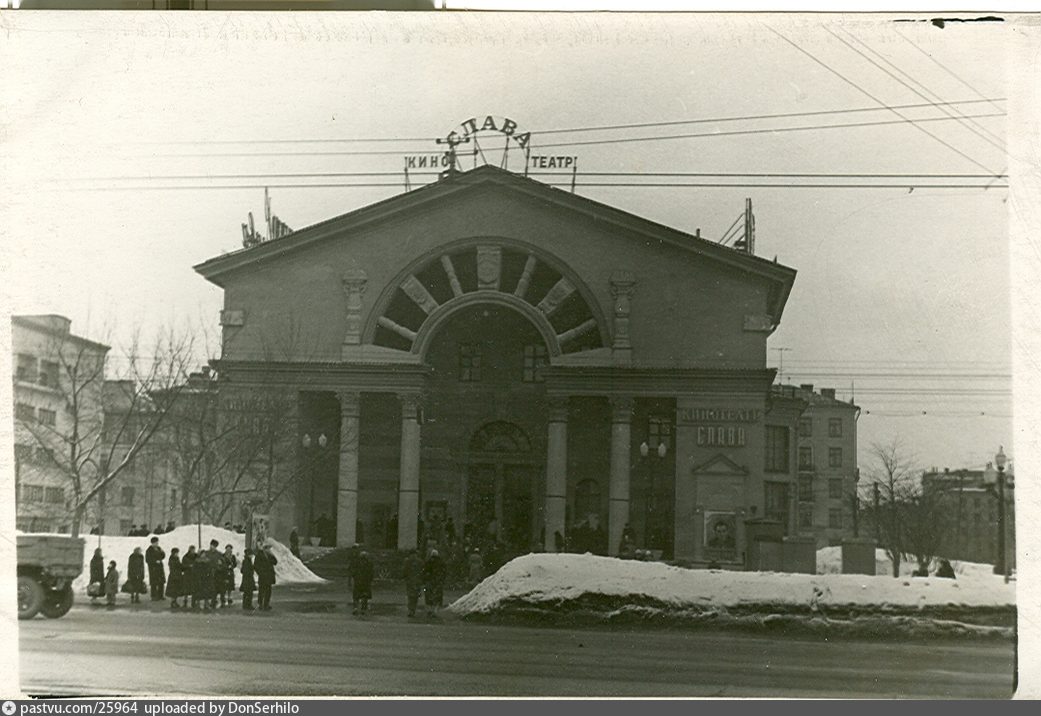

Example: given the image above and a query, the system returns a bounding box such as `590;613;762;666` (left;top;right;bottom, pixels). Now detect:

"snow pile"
59;525;325;591
448;553;1014;618
816;546;999;580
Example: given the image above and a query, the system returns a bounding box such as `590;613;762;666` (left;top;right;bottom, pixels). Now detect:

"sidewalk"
75;579;472;618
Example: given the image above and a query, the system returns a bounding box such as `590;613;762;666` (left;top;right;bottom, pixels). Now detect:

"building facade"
12;315;110;534
922;465;1016;568
790;384;861;547
194;166;801;564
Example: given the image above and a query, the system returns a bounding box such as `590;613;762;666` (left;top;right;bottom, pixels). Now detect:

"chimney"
799;384;814;392
820;388;836;399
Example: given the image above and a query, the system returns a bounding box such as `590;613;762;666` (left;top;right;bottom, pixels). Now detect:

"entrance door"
466;421;537;555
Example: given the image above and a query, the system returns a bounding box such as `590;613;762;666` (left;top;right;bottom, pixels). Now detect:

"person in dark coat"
422;548;446;617
351;550;374;615
195;539;220;611
146;536;166;601
89;548;105;602
240;548;256;610
402;549;424;618
181;545;198;610
289;529;301;560
105;560;120;607
935;559;957;579
125;547;147;603
254;543;278;611
220;544;237;607
166;548;184;609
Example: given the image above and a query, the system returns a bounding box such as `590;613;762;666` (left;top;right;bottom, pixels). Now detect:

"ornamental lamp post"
302;432;328;544
640;440;668;549
994;446;1008;582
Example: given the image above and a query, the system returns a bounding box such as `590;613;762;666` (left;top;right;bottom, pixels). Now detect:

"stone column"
608;396;633;556
397;393;422;550
544;396;569;548
336;391;361;547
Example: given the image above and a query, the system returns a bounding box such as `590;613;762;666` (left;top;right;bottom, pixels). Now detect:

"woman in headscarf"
88;548;105;602
125;547;147;604
166;547;184;609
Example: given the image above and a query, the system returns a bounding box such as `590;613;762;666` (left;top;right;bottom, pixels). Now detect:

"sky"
0;10;1030;474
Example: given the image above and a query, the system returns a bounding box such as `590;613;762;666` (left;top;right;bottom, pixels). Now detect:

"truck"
17;534;85;619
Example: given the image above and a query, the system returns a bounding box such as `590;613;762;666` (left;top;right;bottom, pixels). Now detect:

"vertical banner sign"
251;513;270;551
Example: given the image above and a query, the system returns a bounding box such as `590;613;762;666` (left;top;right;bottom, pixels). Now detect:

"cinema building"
194;165;803;564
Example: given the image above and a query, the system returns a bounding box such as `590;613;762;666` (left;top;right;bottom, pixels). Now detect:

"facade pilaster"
336;390;361;547
544;396;569;549
608;396;634;555
397;392;423;550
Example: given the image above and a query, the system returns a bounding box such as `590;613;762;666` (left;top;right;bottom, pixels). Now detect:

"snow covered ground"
19;525;326;592
448;553;1014;625
816;546;999;580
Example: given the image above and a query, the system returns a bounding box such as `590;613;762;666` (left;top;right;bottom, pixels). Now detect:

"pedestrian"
146;536;166;601
553;530;565;553
422;548;446;617
197;539;221;610
88;548;105;603
289;528;301;560
467;548;483;586
351;549;374;615
105;560;120;607
221;544;238;607
125;547;147;604
402;548;423;618
166;547;184;609
935;559;957;579
254;542;278;611
445;516;457;545
182;545;198;610
240;548;256;610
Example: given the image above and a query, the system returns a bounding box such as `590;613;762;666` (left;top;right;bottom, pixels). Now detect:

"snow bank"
816;546;999;580
448;553;1014;617
54;525;326;591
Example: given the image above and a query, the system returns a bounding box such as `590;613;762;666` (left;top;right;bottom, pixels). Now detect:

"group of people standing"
344;545;448;618
88;537;279;612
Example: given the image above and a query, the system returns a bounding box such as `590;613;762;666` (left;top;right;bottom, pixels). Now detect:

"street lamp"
302;432;328;544
994;446;1008;581
640;440;668;549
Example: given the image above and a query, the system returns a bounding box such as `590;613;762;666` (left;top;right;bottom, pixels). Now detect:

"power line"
764;25;1003;178
895;29;1006;117
117;113;1004;158
829;27;1006;154
52;170;1011;183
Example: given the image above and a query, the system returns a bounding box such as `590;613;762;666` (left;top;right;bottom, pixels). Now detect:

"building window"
828;447;843;468
799;504;814;529
45;487;64;504
15;403;36;422
764;426;790;473
798;418;812;437
16;354;38;382
24;485;45;503
38;408;57;427
522;343;548;383
574;479;601;524
764;481;791;532
798;446;814;470
828;478;843;499
38;360;60;388
828;418;843;437
828;508;843;529
121;486;135;506
458;343;482;382
647;415;672;452
798;475;814;502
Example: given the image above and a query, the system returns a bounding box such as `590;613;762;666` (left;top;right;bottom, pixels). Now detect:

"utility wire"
895;29;1006;116
120;113;1004;158
764;25;1003;178
829;27;1006;153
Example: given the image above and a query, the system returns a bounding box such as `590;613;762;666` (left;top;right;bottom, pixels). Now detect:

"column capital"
609;270;637;297
341;268;369;294
338;390;361;417
398;392;423;419
547;395;570;423
610;395;634;424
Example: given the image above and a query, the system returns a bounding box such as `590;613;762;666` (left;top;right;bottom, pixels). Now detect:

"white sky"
0;11;1029;472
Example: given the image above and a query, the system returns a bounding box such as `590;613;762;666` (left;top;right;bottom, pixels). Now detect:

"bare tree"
861;438;918;577
16;326;196;537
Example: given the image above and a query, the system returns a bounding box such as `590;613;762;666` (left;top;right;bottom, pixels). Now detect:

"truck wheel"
18;576;44;619
41;585;74;618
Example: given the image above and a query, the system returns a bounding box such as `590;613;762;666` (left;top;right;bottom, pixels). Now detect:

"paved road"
18;604;1015;698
